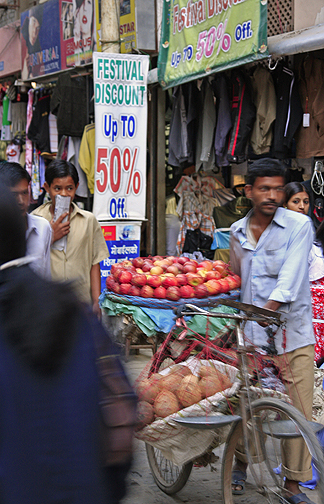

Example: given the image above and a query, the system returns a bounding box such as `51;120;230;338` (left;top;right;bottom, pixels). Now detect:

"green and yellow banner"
158;0;268;88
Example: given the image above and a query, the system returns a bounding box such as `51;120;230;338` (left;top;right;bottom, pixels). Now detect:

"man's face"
44;176;78;205
245;176;285;217
28;16;40;46
11;179;29;216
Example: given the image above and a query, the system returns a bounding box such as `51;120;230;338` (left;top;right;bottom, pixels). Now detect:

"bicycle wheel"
145;443;193;495
222;397;324;504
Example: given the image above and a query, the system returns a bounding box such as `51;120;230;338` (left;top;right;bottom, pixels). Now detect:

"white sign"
93;52;149;220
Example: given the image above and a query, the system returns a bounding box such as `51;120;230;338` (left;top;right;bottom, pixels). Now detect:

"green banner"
158;0;268;89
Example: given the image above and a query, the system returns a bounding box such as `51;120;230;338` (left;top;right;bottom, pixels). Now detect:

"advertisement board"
60;0;97;69
100;221;141;292
92;52;149;221
158;0;268;88
95;0;136;54
21;0;61;80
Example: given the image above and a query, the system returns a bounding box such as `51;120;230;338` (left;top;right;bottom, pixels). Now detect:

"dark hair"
0;183;80;375
284;182;310;205
0;185;26;264
0;161;31;187
30;4;43;27
246;159;287;186
45;159;79;187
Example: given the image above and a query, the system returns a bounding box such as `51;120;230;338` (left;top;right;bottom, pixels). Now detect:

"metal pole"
101;0;120;53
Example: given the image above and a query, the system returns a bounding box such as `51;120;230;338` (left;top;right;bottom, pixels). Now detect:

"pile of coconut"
136;363;232;430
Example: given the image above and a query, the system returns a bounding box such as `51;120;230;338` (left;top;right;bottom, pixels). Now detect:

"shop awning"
0;21;21;78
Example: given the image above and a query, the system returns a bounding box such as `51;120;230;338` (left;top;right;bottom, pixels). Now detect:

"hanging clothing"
213;196;252;228
250;66;276;155
1;95;12;142
195;80;216;172
6;143;20;163
227;70;256;164
28;95;51;153
273;66;303;159
79;123;95;194
8;102;27;135
296;56;324;159
57;136;88;198
48;113;58;153
212;74;232;168
51;73;88;138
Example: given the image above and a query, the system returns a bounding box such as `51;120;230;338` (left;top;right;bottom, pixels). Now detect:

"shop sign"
0;62;4;72
92;52;149;221
100;221;141;291
21;0;61;80
158;0;268;88
60;0;97;69
95;0;136;54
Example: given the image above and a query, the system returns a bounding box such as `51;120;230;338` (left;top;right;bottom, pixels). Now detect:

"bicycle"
142;300;324;504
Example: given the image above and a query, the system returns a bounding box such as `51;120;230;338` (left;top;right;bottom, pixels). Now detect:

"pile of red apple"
105;256;241;301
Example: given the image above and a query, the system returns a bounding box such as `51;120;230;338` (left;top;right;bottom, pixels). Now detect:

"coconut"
136;378;160;404
199;374;232;398
159;372;181;393
154;390;180;418
136;401;155;431
181;374;199;388
176;380;202;408
149;373;163;386
198;364;218;379
169;364;193;378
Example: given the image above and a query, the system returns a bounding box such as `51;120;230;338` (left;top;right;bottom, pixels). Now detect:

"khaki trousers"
235;344;314;482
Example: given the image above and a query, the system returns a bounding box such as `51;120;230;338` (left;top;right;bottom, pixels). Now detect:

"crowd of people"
0;157;323;504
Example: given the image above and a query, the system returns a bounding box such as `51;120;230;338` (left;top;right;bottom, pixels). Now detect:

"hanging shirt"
27;95;51;153
79;123;95;194
230;207;314;354
250;66;276;155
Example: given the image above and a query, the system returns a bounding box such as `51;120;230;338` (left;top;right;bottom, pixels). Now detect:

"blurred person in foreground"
230;159;315;504
0;185;134;504
0;161;52;279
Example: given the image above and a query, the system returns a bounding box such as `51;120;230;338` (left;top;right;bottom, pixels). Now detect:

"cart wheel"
146;443;193;495
222;397;324;504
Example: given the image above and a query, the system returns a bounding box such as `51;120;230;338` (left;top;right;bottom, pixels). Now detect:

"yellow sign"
95;0;136;53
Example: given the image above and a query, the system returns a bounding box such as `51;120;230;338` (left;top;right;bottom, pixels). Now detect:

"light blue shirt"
230;207;315;354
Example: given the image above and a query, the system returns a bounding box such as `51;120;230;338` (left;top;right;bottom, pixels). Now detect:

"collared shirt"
230;207;315;354
309;243;324;282
32;202;108;304
26;214;52;280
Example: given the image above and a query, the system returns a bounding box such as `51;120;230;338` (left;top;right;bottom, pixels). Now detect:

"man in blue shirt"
230;159;315;504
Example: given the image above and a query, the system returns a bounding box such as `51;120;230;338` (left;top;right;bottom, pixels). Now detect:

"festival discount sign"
93;52;149;221
158;0;268;88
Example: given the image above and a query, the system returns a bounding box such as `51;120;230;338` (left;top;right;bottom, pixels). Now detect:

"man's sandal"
281;492;316;504
231;469;247;495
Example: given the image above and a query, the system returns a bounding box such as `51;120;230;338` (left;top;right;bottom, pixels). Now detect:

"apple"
218;278;230;293
176;273;188;286
213;260;227;275
150;265;164;275
194;284;209;298
174;263;184;273
117;270;132;284
152;255;163;262
148;275;162;288
166;264;179;276
106;275;115;290
136;268;144;274
197;269;207;278
226;275;241;289
111;263;123;279
179;285;195;298
166;286;181;301
177;257;188;265
132;257;144;268
154;260;169;271
142;261;154;272
162;276;178;288
120;283;132;295
129;285;141;296
154;286;167;299
206;270;221;280
140;285;154;298
183;263;197;273
186;273;204;286
197;260;213;271
131;273;147;287
205;279;221;295
112;282;121;294
164;272;175;277
121;260;133;268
